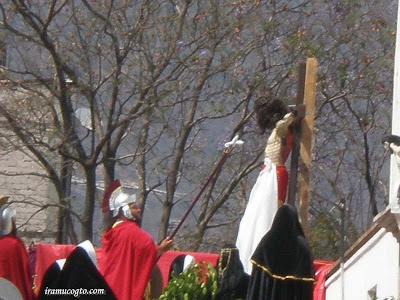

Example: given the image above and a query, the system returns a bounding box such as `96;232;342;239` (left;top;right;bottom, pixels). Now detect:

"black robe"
38;246;116;300
37;260;63;299
246;204;314;300
216;246;249;300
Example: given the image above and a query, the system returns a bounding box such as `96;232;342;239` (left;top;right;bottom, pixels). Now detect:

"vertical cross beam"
298;58;318;235
287;61;306;206
286;58;318;238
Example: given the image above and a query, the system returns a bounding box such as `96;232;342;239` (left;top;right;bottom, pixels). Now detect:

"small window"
367;285;377;300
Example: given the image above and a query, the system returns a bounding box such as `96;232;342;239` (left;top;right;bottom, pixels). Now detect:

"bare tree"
0;0;397;258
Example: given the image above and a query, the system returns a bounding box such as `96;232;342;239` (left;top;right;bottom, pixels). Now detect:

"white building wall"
391;0;400;210
325;228;399;300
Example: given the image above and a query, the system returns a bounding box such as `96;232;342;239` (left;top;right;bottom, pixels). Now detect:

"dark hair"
254;97;288;134
382;134;400;145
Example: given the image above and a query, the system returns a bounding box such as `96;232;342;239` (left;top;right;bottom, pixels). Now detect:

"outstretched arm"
275;112;295;137
157;237;173;257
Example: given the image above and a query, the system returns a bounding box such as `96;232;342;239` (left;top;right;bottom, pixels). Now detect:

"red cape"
0;234;34;300
99;221;157;300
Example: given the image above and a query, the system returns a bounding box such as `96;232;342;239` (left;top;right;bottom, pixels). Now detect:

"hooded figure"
216;246;249;300
38;240;116;300
246;204;314;300
168;254;195;280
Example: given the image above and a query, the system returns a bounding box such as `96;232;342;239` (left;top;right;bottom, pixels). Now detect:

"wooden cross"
287;58;318;236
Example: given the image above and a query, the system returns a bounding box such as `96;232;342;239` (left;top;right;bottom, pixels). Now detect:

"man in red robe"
0;197;34;300
100;180;172;300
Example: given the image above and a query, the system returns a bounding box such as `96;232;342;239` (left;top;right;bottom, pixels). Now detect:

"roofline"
325;206;399;278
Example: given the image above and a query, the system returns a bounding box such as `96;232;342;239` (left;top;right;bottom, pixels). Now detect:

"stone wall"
0;82;58;244
0;149;58;244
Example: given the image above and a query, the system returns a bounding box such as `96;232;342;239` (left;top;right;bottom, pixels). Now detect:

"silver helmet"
102;180;137;219
0;206;16;237
109;187;137;218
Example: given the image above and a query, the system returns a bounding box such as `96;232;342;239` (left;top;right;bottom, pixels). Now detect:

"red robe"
0;234;34;300
99;221;158;300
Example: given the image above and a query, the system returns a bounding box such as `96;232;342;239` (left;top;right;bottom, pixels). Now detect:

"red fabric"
34;243;74;292
313;260;334;300
0;235;34;300
102;179;121;213
32;243;332;299
276;166;288;203
156;251;219;287
259;164;288;204
99;221;157;300
33;243;103;295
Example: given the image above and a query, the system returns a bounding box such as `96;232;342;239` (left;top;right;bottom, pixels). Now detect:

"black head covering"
169;254;186;279
216;246;249;300
37;261;62;299
38;246;116;300
246;204;314;300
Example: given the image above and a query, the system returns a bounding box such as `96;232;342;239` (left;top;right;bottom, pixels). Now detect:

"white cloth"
235;158;278;275
78;240;98;268
183;254;195;271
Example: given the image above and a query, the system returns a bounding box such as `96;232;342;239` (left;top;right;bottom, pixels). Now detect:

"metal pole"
168;135;243;239
168;147;231;239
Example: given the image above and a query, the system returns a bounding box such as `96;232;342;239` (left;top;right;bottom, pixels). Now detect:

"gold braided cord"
250;259;315;282
218;248;233;281
32;274;38;293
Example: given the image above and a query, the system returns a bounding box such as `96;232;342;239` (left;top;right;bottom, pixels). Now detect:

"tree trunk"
82;166;97;241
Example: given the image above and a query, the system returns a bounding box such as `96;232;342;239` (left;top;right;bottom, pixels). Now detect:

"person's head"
103;180;141;224
114;193;140;223
254;97;289;134
124;201;142;223
270;204;304;238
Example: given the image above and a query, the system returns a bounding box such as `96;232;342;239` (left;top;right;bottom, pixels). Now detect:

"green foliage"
309;212;341;260
309;210;359;261
158;262;218;300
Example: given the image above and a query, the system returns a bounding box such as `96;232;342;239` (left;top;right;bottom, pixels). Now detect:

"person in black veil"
38;241;116;300
37;259;64;299
216;245;249;300
246;204;314;300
